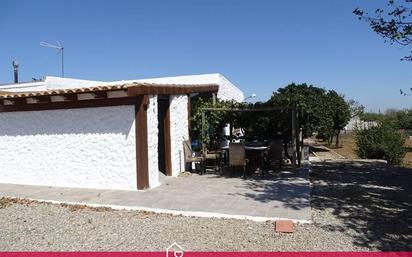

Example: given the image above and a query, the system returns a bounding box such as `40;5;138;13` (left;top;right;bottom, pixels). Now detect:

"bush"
355;122;407;165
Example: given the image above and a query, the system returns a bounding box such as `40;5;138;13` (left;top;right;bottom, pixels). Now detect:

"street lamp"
244;93;256;101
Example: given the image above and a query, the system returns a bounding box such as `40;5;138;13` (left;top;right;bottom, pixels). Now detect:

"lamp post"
244;93;256;102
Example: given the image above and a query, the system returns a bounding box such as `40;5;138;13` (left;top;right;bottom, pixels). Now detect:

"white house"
344;117;378;132
0;74;244;191
125;73;244;102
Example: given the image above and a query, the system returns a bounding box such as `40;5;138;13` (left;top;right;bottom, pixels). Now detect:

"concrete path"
0;168;311;222
311;145;346;161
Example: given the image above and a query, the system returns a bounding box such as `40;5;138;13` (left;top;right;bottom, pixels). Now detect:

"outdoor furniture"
221;144;268;174
267;139;283;170
228;142;249;178
244;145;269;175
203;149;223;175
183;140;205;174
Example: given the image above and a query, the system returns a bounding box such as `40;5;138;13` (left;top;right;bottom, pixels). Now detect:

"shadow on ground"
311;160;412;251
204;166;311;211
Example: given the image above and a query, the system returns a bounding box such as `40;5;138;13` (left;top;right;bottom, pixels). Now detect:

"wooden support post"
164;97;172;176
187;94;192;141
135;95;150;190
212;93;216;106
229;122;233;140
299;127;303;164
201;109;206;153
296;111;301;167
291;108;297;170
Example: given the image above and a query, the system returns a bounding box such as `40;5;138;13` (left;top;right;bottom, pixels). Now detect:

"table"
220;145;269;174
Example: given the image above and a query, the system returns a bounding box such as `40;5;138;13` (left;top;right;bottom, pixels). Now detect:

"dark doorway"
158;95;172;175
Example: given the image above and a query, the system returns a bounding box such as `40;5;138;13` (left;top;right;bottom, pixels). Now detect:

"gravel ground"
0;161;411;251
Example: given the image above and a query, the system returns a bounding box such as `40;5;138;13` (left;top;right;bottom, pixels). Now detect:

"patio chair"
203;149;222;175
267;139;283;170
183;140;205;174
229;142;249;178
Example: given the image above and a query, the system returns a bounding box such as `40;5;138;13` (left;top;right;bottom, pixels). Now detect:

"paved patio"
0;167;311;222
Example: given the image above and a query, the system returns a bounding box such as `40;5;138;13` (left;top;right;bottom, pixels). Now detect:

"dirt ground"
312;133;412;167
328;133;359;159
1;160;411;251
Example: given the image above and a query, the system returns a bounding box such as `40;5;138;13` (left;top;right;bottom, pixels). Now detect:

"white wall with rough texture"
216;74;244;102
147;95;160;188
117;73;245;102
169;95;189;176
0;106;137;191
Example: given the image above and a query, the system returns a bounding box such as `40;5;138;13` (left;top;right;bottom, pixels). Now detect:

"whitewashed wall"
0;106;137;191
147;95;160;188
129;73;245;102
216;74;244;102
169;95;189;176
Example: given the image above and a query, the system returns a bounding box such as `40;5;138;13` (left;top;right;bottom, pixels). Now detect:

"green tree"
269;83;350;146
354;0;412;60
348;99;365;118
269;83;334;140
384;108;412;129
327;90;351;147
360;112;385;122
191;96;247;146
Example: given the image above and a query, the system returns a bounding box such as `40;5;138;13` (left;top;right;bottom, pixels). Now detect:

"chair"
229;142;249;178
267;139;283;170
204;149;222;175
183;140;205;174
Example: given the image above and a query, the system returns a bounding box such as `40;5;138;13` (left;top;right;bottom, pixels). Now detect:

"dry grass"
0;197;113;212
0;197;11;209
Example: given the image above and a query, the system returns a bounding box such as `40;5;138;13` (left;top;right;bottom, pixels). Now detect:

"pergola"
200;106;301;169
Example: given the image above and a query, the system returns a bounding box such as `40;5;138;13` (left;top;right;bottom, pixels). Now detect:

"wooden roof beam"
127;85;219;96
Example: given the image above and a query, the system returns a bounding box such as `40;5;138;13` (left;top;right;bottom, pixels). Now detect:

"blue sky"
0;0;410;111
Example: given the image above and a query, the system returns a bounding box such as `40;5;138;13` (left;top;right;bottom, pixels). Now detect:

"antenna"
40;41;64;77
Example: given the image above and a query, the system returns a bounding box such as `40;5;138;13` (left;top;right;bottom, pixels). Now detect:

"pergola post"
187;94;192;141
291;107;297;170
201;109;206;153
212;93;217;105
296;109;301;167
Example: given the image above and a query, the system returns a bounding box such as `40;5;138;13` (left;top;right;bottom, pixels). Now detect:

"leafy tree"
191;84;352;150
269;83;334;140
354;0;412;60
360;109;412;129
348;99;365;118
269;83;350;146
328;90;351;147
383;108;412;129
360;112;385;122
191;96;246;147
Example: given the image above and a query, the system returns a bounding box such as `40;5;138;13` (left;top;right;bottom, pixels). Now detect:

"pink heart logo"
174;250;184;257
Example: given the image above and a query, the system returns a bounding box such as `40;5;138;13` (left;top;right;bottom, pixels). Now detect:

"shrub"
355;122;407;165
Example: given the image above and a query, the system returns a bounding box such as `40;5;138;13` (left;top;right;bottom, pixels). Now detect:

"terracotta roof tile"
0;82;218;99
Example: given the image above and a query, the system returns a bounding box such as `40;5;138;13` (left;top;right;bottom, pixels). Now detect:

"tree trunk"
335;130;340;147
328;135;333;146
283;142;291;160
